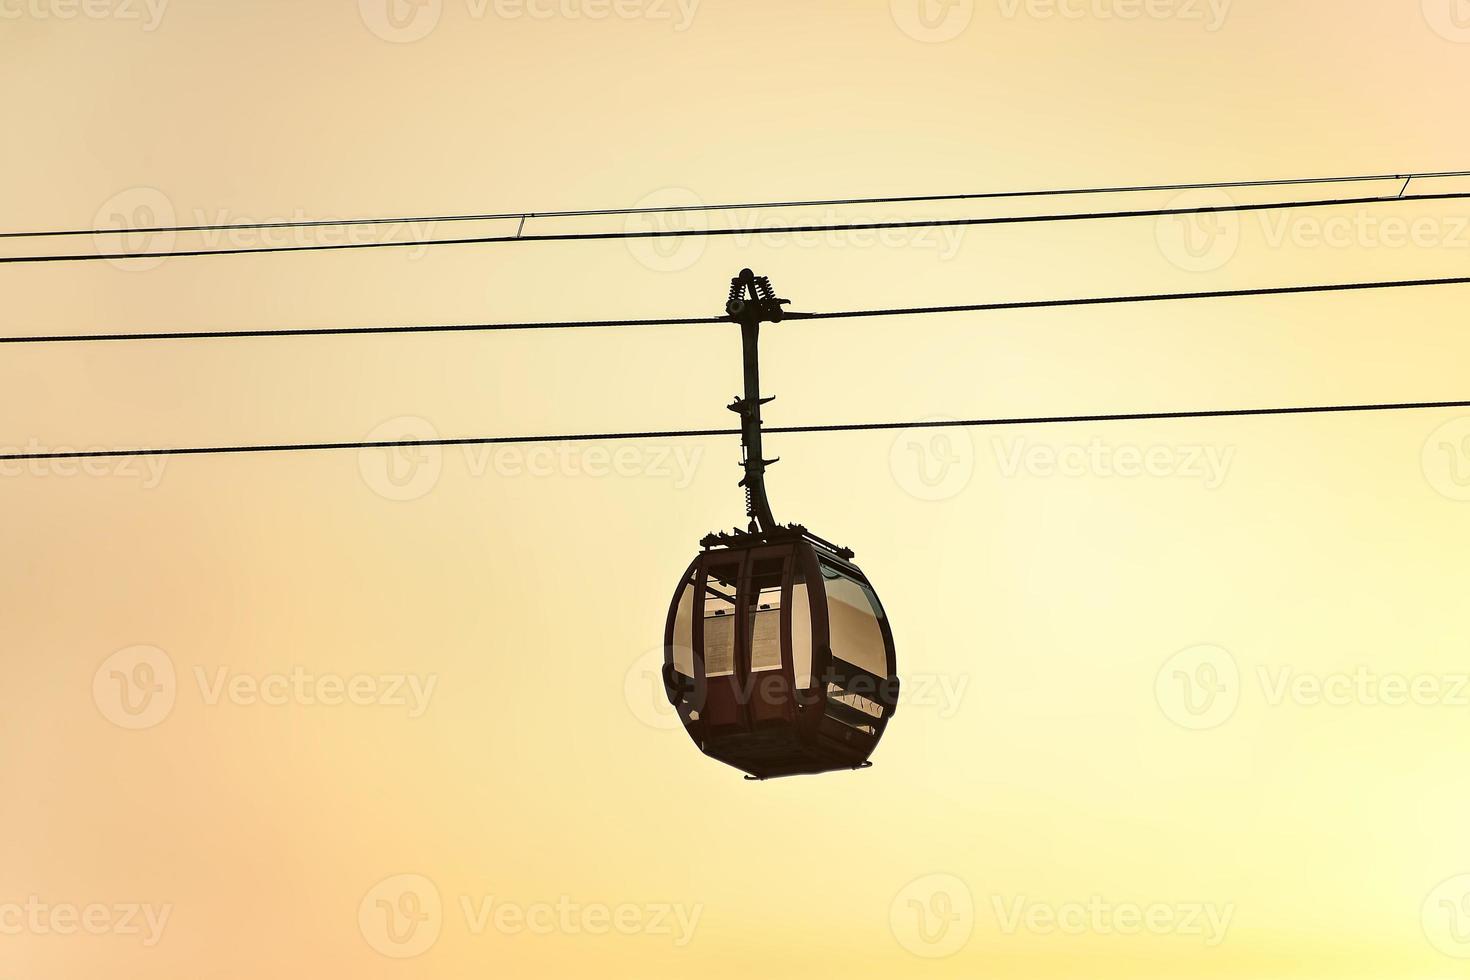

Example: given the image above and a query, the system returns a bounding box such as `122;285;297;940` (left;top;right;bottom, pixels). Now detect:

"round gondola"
661;270;900;780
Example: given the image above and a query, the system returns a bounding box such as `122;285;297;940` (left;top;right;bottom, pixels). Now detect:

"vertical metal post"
725;269;787;534
739;316;776;532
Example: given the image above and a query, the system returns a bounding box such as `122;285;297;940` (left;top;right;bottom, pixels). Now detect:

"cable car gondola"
661;270;900;780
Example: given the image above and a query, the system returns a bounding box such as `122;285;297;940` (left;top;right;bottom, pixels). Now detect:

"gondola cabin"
662;527;899;779
662;269;900;779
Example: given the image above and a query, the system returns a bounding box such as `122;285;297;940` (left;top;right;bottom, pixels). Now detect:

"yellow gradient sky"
5;2;1470;977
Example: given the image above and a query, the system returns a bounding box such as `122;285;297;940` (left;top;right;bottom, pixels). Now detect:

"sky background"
5;1;1470;977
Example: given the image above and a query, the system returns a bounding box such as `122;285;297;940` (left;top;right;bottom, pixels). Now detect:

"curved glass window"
821;562;888;678
671;573;695;678
703;562;739;678
750;595;782;672
748;556;785;673
790;578;813;690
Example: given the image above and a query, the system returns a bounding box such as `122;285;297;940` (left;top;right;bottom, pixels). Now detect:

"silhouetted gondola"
662;271;899;779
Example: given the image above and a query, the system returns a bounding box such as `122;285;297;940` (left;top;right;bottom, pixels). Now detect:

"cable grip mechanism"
721;269;791;533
